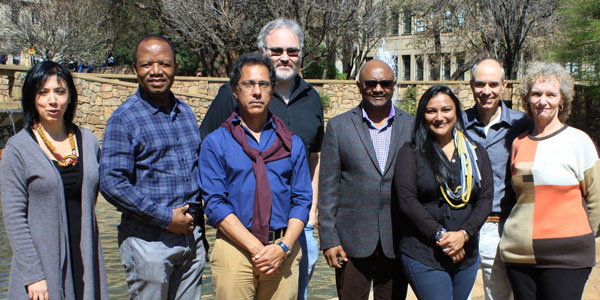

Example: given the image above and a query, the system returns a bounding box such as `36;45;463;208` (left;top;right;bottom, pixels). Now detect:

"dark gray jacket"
318;104;414;258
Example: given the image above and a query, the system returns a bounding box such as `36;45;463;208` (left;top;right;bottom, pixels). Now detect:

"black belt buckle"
267;227;287;244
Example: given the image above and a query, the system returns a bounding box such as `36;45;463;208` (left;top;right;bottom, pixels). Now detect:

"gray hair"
520;61;574;122
470;58;506;82
257;18;305;55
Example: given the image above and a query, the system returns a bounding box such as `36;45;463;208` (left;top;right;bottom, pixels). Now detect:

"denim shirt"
100;89;202;229
463;101;532;214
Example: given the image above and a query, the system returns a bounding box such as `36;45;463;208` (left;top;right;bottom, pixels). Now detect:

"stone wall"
0;66;596;147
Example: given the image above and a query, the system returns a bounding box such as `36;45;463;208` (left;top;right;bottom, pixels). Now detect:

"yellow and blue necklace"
439;128;481;208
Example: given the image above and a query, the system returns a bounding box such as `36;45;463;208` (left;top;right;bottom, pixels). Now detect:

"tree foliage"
408;0;560;79
552;0;600;83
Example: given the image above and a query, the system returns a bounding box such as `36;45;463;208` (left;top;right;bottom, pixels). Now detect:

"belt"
486;213;509;223
267;228;287;244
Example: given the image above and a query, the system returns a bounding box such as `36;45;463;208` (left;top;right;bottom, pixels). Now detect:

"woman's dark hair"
22;61;78;129
412;85;469;185
229;52;277;87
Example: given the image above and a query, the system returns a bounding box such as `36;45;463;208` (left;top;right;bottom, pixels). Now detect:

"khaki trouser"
211;230;302;300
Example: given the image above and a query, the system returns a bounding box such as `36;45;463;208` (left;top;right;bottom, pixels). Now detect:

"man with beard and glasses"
200;18;323;300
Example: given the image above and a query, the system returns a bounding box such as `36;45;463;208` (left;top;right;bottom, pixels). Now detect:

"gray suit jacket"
318;104;414;258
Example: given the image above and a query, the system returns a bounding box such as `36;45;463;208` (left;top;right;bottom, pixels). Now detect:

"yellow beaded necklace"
34;122;78;167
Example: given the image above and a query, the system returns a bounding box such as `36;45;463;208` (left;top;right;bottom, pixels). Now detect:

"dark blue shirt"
199;115;312;229
100;89;202;229
463;101;532;214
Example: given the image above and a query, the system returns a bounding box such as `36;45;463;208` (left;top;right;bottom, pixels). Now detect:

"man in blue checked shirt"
199;52;312;300
99;35;205;300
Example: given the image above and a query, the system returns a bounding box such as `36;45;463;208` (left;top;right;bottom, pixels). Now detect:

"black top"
199;75;324;155
28;127;84;298
393;142;493;271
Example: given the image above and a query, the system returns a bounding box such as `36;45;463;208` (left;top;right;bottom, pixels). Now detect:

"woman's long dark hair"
412;85;469;185
22;61;78;129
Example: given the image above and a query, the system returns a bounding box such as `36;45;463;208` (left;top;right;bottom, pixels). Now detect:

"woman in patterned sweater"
499;62;600;300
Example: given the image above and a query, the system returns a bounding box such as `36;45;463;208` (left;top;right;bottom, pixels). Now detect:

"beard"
276;67;297;82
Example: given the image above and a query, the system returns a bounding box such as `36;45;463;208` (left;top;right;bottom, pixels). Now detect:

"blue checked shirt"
100;89;202;229
362;104;395;172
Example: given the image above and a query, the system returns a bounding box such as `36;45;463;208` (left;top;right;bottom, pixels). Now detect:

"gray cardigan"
1;127;109;300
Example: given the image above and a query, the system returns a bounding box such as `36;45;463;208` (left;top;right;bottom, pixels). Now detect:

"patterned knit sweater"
499;126;600;268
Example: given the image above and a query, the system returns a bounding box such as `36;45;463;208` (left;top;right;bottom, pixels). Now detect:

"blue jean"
401;254;479;300
118;219;205;300
297;223;318;300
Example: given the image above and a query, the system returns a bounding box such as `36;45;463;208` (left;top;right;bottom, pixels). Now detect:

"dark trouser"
401;254;479;300
335;243;407;300
505;264;591;300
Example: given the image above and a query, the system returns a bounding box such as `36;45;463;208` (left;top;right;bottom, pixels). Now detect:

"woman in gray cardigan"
1;61;109;300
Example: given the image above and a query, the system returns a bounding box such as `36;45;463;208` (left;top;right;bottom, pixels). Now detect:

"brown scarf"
221;112;293;244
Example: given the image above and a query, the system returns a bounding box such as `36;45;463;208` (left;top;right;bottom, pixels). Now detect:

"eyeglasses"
362;80;395;90
238;80;273;91
266;47;301;57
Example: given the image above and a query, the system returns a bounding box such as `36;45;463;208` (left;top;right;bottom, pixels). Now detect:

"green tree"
552;0;600;83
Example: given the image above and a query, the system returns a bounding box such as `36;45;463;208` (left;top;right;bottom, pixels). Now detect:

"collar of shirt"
464;100;513;129
232;112;277;148
136;88;180;116
361;103;395;130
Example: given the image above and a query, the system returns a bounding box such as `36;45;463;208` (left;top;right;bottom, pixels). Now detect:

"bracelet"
460;229;469;241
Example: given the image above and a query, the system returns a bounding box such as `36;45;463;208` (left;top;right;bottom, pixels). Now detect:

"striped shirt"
362;104;395;172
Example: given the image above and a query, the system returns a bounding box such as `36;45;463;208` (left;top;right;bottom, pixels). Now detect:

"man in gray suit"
318;59;414;300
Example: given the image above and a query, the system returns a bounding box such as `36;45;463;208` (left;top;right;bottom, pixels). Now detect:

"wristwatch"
435;227;447;242
277;241;292;259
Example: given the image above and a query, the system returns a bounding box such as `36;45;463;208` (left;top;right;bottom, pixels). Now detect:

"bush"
397;85;417;115
320;93;331;108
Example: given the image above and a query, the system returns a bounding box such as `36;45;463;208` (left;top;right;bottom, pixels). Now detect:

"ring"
443;248;450;254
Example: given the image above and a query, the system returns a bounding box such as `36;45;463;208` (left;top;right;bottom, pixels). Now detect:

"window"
444;11;452;32
416;56;424;81
392;55;398;78
402;55;411;81
416;18;425;33
457;11;465;28
429;56;439;81
379;12;388;36
391;10;399;35
443;56;452;80
403;11;412;34
457;56;465;80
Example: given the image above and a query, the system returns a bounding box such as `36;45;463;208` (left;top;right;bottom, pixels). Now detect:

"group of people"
1;17;599;300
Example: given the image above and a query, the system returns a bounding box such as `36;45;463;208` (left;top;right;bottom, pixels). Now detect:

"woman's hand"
436;231;467;257
27;279;48;300
450;248;465;263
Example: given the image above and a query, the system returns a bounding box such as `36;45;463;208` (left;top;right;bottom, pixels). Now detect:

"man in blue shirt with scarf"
199;52;312;300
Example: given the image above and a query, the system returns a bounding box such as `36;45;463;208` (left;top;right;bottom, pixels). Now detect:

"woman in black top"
393;85;492;300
